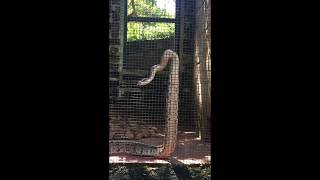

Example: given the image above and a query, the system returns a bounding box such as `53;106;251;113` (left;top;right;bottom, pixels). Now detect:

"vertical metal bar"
179;0;184;64
118;0;128;97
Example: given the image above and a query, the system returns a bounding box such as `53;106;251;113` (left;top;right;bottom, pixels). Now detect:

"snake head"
137;78;149;86
137;65;159;86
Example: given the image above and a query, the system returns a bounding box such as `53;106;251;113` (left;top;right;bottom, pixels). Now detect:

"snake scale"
109;49;179;157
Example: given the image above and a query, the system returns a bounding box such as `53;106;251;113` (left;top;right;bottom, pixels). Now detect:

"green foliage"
109;165;130;180
187;164;212;180
127;22;175;42
109;164;178;180
109;164;212;180
127;0;174;18
127;0;175;42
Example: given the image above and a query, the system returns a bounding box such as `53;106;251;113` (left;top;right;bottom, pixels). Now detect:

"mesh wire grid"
109;0;211;164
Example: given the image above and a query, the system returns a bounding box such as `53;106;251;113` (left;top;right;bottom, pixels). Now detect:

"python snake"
109;49;179;157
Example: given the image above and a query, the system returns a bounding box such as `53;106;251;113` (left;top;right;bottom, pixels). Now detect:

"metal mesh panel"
109;0;211;164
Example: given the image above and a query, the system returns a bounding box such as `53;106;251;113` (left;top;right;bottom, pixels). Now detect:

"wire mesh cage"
109;0;211;164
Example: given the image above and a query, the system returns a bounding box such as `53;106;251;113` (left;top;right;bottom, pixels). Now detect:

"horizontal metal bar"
127;17;176;23
109;77;119;81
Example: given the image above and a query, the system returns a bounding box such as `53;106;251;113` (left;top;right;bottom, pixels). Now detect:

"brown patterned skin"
109;49;179;157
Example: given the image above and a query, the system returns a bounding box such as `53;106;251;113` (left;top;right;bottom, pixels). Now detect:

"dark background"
212;0;319;179
1;0;319;179
2;0;107;179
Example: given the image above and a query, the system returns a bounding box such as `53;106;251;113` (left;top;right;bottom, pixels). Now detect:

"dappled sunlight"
110;132;211;164
176;157;211;164
109;155;211;164
109;155;169;164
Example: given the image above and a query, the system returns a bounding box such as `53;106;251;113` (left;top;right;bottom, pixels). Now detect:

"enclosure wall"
194;0;212;142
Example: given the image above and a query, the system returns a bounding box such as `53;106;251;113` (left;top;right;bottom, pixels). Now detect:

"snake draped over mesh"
109;49;179;158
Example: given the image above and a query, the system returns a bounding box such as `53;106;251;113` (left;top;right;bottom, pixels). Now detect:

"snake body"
109;49;179;157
